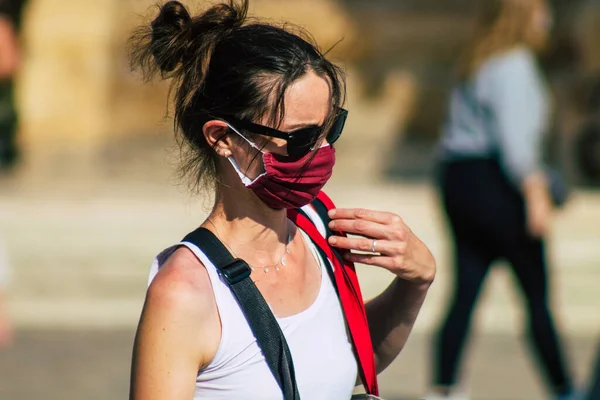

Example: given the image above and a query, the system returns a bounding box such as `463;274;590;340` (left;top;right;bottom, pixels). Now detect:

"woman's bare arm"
328;208;436;374
365;277;430;373
130;248;221;400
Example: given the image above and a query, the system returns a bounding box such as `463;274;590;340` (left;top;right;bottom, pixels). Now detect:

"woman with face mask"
429;0;576;399
128;1;436;399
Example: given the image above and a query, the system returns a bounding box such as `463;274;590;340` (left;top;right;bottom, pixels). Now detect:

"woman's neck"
205;183;291;265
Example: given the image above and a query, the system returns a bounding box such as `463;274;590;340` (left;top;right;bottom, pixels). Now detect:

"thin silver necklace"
206;219;292;273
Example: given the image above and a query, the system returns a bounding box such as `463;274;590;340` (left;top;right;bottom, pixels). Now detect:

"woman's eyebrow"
281;121;321;131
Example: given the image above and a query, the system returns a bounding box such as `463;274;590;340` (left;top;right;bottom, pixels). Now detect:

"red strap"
288;203;379;396
315;191;336;211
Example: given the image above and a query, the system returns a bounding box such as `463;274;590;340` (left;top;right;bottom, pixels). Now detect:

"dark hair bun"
148;1;248;74
201;1;247;31
151;1;192;73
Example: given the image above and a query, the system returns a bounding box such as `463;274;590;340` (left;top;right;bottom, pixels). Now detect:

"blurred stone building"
14;0;600;184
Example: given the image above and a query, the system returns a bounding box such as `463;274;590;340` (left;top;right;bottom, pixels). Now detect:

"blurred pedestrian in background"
0;0;26;171
0;0;25;349
429;0;576;399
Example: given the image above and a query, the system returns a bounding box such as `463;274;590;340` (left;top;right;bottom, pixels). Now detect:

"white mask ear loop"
227;155;254;186
224;123;265;186
226;123;263;153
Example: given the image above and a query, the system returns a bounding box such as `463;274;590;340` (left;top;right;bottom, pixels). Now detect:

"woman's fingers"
328;218;408;243
328;208;408;243
328;218;387;240
325;208;436;286
329;208;403;226
328;235;405;256
342;252;400;269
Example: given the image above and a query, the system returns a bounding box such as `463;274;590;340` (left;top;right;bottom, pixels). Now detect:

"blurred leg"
505;238;574;396
433;234;494;387
433;160;499;392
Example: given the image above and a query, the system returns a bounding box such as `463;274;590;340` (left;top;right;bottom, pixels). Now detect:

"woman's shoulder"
148;246;215;311
474;46;543;97
144;247;220;347
481;46;538;79
136;247;221;375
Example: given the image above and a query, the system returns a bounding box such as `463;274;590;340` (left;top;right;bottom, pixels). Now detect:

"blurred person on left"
0;0;24;348
0;0;26;171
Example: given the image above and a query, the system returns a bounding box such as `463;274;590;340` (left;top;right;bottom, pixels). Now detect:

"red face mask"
228;145;336;210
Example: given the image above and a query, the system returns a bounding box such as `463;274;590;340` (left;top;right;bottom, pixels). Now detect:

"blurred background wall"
15;0;600;184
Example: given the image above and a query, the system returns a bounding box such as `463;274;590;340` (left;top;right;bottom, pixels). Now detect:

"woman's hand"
525;194;552;238
327;208;436;287
523;172;552;238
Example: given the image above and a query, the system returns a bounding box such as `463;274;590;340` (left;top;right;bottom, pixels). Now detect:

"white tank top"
148;227;358;400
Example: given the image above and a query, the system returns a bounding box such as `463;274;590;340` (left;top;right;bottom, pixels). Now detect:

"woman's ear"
203;120;234;157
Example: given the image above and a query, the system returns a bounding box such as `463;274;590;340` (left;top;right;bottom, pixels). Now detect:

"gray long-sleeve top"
438;46;549;186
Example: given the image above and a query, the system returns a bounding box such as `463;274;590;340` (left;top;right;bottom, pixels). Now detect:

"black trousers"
433;158;573;396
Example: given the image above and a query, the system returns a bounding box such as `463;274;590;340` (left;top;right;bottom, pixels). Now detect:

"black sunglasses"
223;108;348;158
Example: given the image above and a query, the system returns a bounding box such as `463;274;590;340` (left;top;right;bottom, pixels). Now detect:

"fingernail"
328;209;336;217
328;237;337;245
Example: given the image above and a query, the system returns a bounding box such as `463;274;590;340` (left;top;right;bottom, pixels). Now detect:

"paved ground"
0;330;597;400
0;148;599;399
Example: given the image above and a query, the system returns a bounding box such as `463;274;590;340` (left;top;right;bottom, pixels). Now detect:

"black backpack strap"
296;207;337;294
182;227;300;400
300;198;346;264
311;199;334;235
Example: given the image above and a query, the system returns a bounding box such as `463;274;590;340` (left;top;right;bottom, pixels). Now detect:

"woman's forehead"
280;73;331;130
